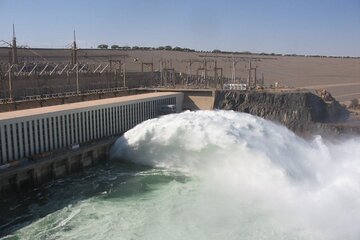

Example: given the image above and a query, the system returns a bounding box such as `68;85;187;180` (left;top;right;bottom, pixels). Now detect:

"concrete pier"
0;137;115;194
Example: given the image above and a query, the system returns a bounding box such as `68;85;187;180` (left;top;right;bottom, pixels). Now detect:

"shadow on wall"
182;91;215;111
183;94;200;110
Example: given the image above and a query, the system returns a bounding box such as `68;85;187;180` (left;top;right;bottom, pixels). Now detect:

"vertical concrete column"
12;123;19;160
97;109;100;138
125;105;128;131
81;112;84;143
39;119;44;153
132;104;134;128
60;117;63;148
71;114;76;144
95;110;98;139
95;110;98;138
103;109;106;137
1;124;7;163
141;102;143;122
130;104;134;129
54;117;58;149
105;109;108;136
142;102;144;122
125;106;128;131
114;107;118;134
129;104;132;129
137;104;140;124
74;113;78;144
66;115;71;147
99;109;105;138
128;104;130;130
43;118;49;152
29;120;35;155
150;101;153;118
109;108;112;135
84;112;87;141
77;113;81;143
18;123;24;159
62;115;66;148
106;108;109;136
110;107;114;135
117;106;120;133
24;122;29;157
49;118;53;151
106;108;109;135
103;109;105;137
121;106;124;132
34;120;39;154
89;111;93;141
143;102;145;121
135;103;138;125
7;125;13;161
97;109;100;139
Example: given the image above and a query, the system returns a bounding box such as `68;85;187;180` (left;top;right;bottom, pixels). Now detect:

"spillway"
1;110;360;240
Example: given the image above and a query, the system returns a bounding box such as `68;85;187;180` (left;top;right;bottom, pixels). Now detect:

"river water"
1;110;360;240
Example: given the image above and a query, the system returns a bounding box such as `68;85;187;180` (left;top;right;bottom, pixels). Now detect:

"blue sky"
1;0;359;56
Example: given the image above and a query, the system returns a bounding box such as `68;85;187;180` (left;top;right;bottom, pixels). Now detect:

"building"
0;92;183;165
223;83;247;90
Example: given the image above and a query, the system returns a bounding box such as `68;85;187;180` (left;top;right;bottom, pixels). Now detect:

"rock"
214;90;349;133
315;89;335;102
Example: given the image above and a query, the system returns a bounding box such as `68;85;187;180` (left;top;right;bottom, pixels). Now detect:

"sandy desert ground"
1;48;359;103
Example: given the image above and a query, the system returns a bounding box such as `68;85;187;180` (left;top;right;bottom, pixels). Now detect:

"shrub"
349;98;359;108
97;44;109;49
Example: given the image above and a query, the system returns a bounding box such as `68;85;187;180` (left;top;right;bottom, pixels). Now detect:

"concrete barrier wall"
0;137;114;195
182;91;215;110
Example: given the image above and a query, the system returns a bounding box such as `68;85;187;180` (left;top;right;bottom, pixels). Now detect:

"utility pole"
76;63;79;94
203;58;207;85
247;59;258;89
254;65;257;88
231;60;236;83
11;24;18;64
123;62;126;88
8;24;18;100
159;60;163;86
247;60;251;89
72;30;80;94
186;61;191;87
72;30;78;66
8;63;13;100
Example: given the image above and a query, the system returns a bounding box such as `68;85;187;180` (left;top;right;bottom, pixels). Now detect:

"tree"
164;45;172;51
157;46;165;50
132;46;140;50
98;44;109;49
212;49;221;53
173;47;183;51
111;45;120;49
349;98;359;108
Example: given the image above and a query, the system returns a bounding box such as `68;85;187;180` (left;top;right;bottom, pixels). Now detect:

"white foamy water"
110;110;360;240
7;110;360;240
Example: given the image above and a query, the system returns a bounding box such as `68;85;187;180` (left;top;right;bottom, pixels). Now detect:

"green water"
0;162;190;240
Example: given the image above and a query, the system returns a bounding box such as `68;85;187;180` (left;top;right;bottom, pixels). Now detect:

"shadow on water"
0;160;184;238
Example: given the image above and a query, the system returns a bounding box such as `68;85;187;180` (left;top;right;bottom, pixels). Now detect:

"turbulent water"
1;110;360;240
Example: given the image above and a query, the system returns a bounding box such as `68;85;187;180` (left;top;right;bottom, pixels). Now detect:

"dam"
0;92;183;193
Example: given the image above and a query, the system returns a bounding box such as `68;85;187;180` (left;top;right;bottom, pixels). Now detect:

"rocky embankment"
214;90;353;135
